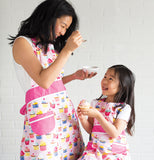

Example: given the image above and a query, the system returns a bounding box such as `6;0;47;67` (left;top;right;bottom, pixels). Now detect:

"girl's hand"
80;107;100;118
77;106;94;134
63;30;83;53
73;69;97;80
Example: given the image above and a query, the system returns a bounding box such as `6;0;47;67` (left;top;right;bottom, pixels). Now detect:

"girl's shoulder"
116;103;131;110
120;103;131;112
113;103;131;114
116;104;131;122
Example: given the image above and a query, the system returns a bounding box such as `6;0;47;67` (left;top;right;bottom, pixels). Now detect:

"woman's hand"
62;69;97;84
73;69;97;80
63;30;83;53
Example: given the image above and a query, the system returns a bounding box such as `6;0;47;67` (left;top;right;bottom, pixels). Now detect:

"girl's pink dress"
19;38;84;160
78;99;131;160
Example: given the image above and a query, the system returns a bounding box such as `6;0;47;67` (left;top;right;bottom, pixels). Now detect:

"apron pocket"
112;143;127;154
29;111;55;135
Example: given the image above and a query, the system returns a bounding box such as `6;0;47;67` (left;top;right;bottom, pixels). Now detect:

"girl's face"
101;69;120;102
51;15;72;40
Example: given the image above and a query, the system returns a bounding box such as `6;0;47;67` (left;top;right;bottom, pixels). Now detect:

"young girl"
77;64;135;160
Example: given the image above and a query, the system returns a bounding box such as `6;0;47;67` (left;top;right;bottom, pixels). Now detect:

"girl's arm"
96;112;127;138
82;107;127;138
79;117;93;134
13;31;82;89
62;70;97;84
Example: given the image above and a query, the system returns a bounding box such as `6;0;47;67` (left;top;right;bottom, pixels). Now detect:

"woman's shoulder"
14;36;32;46
13;36;33;50
13;36;34;64
21;36;33;46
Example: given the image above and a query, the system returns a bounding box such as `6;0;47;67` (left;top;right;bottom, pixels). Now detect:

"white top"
117;104;131;122
13;36;33;93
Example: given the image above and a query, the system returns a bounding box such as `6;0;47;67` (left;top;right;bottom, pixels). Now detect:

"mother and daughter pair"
9;0;135;159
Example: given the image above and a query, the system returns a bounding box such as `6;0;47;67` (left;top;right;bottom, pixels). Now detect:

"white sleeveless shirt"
13;36;33;93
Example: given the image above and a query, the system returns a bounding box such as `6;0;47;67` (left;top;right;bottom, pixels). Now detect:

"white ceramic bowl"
82;66;99;74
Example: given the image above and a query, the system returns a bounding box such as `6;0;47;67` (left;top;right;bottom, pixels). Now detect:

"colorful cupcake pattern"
78;99;130;160
20;38;84;159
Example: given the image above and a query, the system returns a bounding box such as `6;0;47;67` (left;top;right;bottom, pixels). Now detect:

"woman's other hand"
73;69;97;80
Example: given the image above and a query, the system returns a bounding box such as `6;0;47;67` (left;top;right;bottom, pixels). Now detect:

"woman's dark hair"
8;0;79;53
98;64;135;136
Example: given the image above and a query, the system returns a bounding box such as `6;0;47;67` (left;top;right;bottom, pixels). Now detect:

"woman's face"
101;69;119;102
51;15;72;40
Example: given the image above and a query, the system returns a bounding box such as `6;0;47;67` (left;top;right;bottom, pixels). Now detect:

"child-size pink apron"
78;99;130;160
20;38;84;160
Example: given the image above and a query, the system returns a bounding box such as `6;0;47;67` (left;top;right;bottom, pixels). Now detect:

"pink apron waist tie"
20;80;66;115
92;125;106;133
92;125;126;135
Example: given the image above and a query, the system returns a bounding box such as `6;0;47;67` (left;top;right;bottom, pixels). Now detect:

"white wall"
0;0;154;159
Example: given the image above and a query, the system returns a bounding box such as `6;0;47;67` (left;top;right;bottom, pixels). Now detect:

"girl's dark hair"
8;0;78;53
98;64;135;136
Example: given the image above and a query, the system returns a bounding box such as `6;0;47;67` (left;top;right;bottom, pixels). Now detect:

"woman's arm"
62;73;76;85
13;31;82;89
62;69;97;84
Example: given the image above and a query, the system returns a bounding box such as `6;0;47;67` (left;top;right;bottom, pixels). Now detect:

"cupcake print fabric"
20;38;84;160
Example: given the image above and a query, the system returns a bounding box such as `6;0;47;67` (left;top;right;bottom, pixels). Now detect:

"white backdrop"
0;0;154;159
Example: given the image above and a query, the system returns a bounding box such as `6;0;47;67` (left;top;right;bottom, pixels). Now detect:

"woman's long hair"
98;65;135;136
8;0;78;53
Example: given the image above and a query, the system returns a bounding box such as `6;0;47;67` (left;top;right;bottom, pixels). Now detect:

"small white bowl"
82;66;99;74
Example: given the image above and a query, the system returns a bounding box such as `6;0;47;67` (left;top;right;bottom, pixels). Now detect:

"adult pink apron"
20;38;84;160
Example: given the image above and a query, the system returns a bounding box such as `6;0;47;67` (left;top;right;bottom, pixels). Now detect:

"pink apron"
78;99;130;160
20;39;84;160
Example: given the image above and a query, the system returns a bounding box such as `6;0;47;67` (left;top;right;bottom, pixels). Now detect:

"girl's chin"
102;90;107;94
102;92;108;97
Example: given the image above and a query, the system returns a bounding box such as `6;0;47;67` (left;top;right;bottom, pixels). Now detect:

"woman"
9;0;96;159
